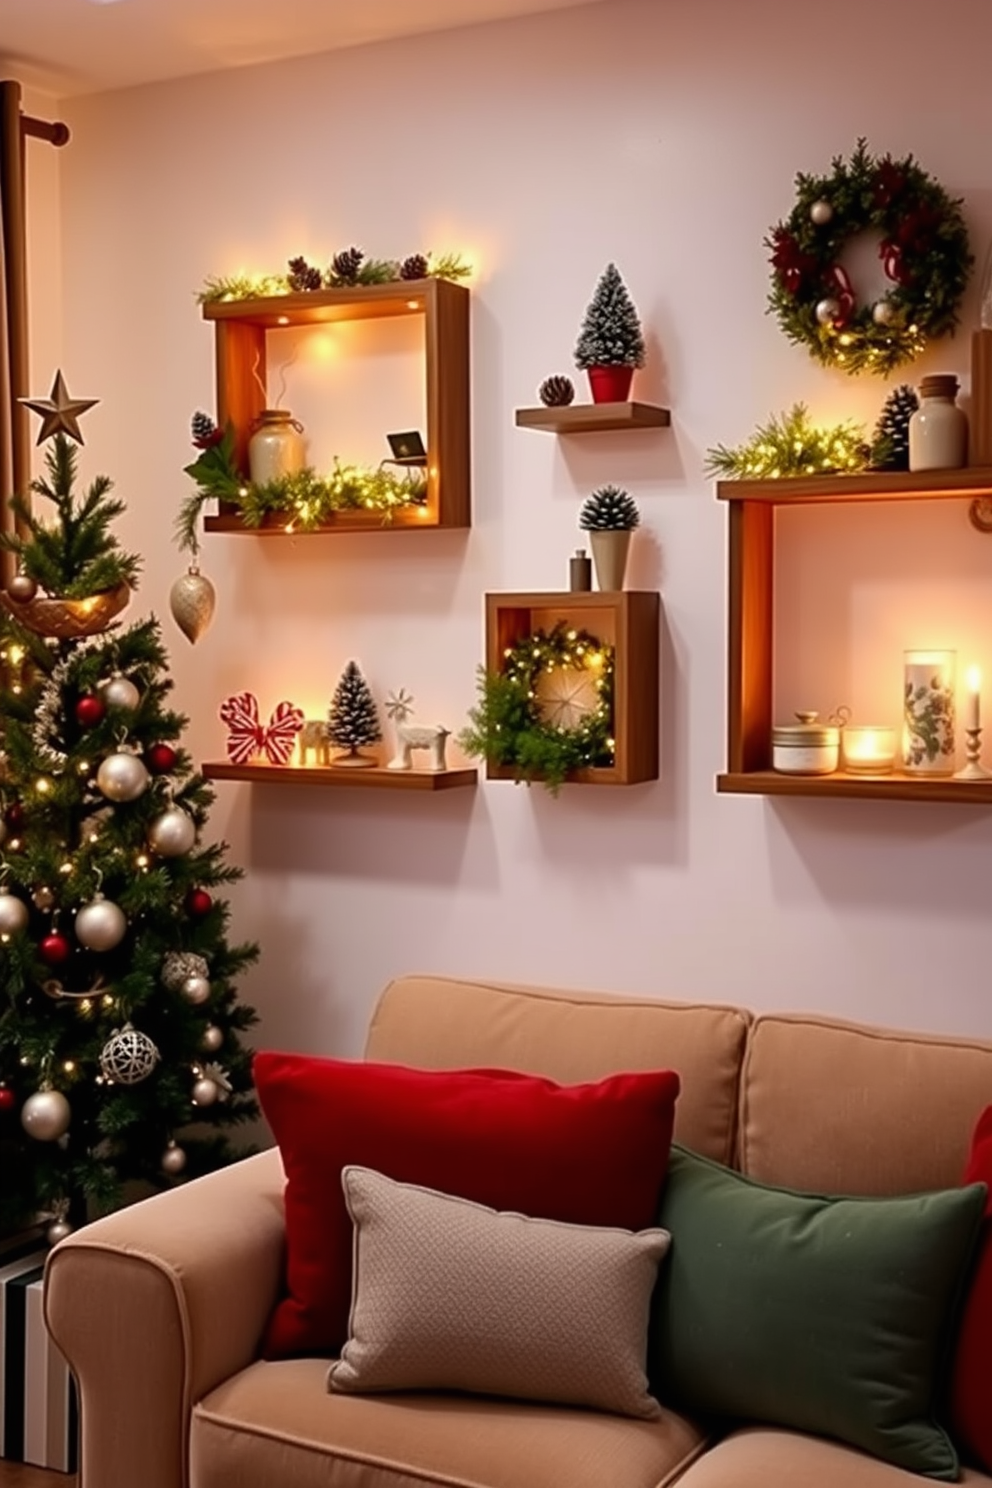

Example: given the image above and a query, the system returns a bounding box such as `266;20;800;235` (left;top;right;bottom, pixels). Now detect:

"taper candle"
966;665;981;731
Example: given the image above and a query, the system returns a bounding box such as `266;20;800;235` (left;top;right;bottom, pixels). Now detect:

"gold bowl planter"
0;581;131;638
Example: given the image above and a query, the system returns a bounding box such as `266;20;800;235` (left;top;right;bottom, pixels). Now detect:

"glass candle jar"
248;409;305;486
842;725;896;775
903;650;956;776
771;712;840;775
908;376;968;472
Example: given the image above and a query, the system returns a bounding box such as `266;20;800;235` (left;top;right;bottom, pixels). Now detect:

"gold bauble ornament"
8;571;38;602
170;563;216;645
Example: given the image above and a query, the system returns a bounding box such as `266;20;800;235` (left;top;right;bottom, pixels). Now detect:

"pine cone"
579;484;640;531
287;255;322;292
539;375;575;408
400;254;430;280
871;384;919;470
191;411;221;449
331;247;365;285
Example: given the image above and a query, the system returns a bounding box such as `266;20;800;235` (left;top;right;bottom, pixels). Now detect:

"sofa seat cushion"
673;1428;992;1488
191;1358;708;1488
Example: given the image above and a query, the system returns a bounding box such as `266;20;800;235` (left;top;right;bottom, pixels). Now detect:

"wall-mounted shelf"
515;402;670;434
484;590;659;786
718;467;992;803
201;276;470;532
201;760;477;791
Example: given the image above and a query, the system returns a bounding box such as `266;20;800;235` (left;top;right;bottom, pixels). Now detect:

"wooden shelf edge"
717;770;992;804
486;764;656;787
716;467;992;505
202;761;478;791
202;512;463;535
201;277;453;324
515;401;671;433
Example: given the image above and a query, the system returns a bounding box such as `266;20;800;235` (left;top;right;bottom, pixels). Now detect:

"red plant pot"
586;365;634;404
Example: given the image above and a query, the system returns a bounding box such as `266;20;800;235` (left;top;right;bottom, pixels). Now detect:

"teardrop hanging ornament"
170;562;216;645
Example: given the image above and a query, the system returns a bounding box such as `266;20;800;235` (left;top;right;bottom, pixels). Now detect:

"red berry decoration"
0;1085;16;1113
75;694;106;728
5;802;24;829
185;887;213;918
40;932;71;966
146;743;178;774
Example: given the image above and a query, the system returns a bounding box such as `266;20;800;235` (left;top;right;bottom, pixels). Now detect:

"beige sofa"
45;974;992;1488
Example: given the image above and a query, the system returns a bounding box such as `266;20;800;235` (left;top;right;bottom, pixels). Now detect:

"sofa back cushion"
741;1013;992;1194
366;975;750;1165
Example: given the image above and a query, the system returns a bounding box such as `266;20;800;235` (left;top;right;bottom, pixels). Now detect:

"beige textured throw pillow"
327;1165;670;1419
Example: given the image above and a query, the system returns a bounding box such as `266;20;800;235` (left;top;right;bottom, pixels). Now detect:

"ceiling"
0;0;607;99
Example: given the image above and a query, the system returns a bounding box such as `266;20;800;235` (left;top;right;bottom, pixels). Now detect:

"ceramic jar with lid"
771;711;841;776
248;409;305;486
908;375;968;472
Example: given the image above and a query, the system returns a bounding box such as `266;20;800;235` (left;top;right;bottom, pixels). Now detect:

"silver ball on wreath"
46;1217;73;1246
872;299;895;326
815;297;841;327
161;1141;187;1176
21;1088;71;1142
8;571;38;602
75;894;127;952
99;1024;159;1085
32;885;55;911
200;1024;223;1053
192;1076;219;1107
102;674;140;711
0;887;29;936
170;563;216;646
161;950;209;992
809;199;834;226
182;974;211;1006
147;805;196;857
97;751;150;802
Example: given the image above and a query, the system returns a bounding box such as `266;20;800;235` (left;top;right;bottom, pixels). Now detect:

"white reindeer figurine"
385;690;450;772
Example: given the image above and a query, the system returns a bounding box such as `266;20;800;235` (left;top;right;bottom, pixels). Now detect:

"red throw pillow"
951;1104;992;1470
253;1053;680;1359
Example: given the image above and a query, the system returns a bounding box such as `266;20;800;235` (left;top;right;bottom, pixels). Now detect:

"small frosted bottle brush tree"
0;399;259;1240
574;263;646;402
328;660;382;765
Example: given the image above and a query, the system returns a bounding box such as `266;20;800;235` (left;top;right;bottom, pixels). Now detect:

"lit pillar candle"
966;666;981;731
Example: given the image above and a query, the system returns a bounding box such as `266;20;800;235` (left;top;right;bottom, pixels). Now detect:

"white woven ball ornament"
21;1088;71;1141
192;1076;219;1107
147;806;196;857
99;1024;159;1086
161;1141;187;1176
161;950;209;992
815;297;841;326
201;1024;223;1052
102;674;140;710
75;895;127;952
0;888;29;936
810;199;834;225
97;751;150;802
182;974;211;1005
47;1218;73;1246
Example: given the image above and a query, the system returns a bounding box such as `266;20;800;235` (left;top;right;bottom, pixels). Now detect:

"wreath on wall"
458;622;615;794
766;139;972;376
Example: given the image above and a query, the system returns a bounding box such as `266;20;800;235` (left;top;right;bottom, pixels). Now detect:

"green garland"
705;403;870;480
198;250;471;305
458;622;615;794
767;139;972;376
175;427;427;552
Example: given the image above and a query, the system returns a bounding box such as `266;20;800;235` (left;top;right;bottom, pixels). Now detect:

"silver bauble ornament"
192;1077;219;1107
148;806;196;857
182;974;211;1005
33;885;55;910
0;888;29;936
97;751;150;802
872;299;895;326
161;950;209;992
99;1024;159;1085
46;1218;73;1246
21;1088;71;1141
161;1141;187;1175
201;1024;223;1052
102;674;140;710
75;895;127;952
810;199;834;225
170;563;216;646
815;297;841;326
8;571;38;602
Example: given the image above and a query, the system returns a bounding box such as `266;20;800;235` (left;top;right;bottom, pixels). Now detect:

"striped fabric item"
0;1238;77;1472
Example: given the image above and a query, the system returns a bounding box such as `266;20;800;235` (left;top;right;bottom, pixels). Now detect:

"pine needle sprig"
705;403;871;481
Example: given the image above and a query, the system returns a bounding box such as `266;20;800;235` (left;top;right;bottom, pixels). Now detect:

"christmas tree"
327;660;382;765
574;263;646;370
0;377;259;1242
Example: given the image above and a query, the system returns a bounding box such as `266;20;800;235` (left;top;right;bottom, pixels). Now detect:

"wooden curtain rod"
22;115;70;148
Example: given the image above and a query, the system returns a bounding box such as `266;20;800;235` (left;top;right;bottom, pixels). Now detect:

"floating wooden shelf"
201;760;477;791
202;276;470;532
202;508;436;535
719;468;992;803
515;402;670;434
484;590;659;786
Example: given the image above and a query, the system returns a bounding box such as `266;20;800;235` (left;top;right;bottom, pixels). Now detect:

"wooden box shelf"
201;276;470;533
484;590;659;785
201;760;477;791
717;467;992;804
515;402;670;434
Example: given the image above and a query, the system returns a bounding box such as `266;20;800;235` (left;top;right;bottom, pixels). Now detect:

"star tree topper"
20;369;99;444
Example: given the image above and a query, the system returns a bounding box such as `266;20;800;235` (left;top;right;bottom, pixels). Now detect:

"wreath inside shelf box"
458;622;615;793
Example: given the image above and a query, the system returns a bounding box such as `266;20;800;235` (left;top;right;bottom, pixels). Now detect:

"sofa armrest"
44;1147;285;1488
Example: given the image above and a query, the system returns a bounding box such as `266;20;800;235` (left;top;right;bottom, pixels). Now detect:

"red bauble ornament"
75;694;106;728
185;887;213;918
0;1085;16;1113
39;932;71;966
5;802;24;829
146;743;178;774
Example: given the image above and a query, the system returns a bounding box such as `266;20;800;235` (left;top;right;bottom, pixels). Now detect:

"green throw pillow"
649;1145;986;1480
